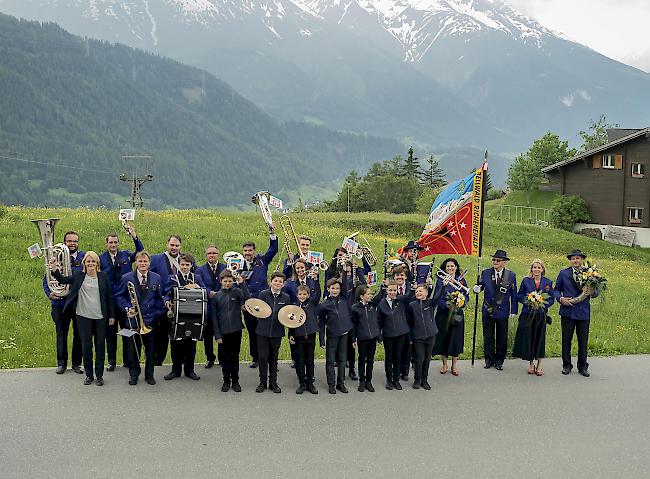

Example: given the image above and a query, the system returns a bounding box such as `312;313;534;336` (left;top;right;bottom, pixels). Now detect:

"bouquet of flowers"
445;290;466;327
524;290;550;321
571;260;607;304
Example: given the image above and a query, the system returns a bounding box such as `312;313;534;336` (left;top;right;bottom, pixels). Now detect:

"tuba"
252;191;274;230
32;218;71;297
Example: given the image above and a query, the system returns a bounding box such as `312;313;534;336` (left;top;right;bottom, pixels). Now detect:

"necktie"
399;287;404;296
496;272;501;284
184;275;189;284
141;274;147;289
212;265;217;275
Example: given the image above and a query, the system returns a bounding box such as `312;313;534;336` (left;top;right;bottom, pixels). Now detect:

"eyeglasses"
492;259;504;263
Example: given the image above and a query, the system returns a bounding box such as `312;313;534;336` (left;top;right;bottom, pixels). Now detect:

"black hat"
491;249;509;261
404;240;423;251
567;249;587;260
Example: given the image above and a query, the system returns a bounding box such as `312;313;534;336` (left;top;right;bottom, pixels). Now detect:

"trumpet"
252;191;274;230
32;218;71;297
435;268;469;294
127;281;151;335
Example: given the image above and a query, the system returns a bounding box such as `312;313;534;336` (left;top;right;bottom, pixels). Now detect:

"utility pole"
347;183;350;213
119;155;153;208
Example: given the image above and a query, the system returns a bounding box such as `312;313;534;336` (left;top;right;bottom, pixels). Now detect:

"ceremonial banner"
416;164;486;257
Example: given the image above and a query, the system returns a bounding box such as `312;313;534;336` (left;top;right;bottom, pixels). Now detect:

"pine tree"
399;147;422;181
420;154;445;188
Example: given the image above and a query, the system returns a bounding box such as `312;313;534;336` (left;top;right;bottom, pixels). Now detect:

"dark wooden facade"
542;129;650;227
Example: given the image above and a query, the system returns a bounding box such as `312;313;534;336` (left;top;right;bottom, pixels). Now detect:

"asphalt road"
1;355;649;479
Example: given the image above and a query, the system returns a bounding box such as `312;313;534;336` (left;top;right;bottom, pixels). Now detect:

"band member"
195;245;226;368
513;259;555;376
117;251;165;385
318;278;354;394
49;252;115;386
241;229;278;369
377;280;410;390
406;284;438;390
211;270;250;392
554;250;597;377
399;240;431;287
99;226;144;371
43;230;84;374
282;235;314;277
474;250;518;370
255;272;288;393
350;285;381;392
432;258;468;376
164;253;205;381
149;234;183;365
288;284;319;394
393;265;415;381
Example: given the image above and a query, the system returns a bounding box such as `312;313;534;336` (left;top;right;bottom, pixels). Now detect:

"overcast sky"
508;0;650;70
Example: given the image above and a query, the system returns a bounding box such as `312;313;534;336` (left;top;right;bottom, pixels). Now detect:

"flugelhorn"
252;191;274;229
32;218;71;297
127;281;151;335
435;268;469;294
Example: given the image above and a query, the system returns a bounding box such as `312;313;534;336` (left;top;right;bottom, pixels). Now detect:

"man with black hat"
554;250;596;377
474;249;518;370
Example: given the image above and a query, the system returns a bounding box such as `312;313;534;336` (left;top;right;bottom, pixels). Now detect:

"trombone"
275;214;306;272
127;281;151;363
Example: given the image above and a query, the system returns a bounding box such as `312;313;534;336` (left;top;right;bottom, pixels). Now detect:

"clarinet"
383;239;388;280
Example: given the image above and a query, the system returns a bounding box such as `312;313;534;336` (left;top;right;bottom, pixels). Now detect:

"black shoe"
393;381;402;390
96;378;104;386
349;369;358;380
205;360;215;369
495;364;503;371
328;385;336;394
221;382;230;392
232;382;242;392
358;382;366;392
400;373;408;381
562;367;572;375
186;372;200;380
296;384;306;395
250;362;258;369
256;382;266;393
421;381;431;390
269;383;281;393
83;376;93;385
308;384;319;395
146;378;156;385
366;382;375;392
579;369;590;377
164;371;180;380
129;377;138;385
386;381;394;390
290;360;296;369
72;365;83;374
336;384;348;393
106;364;116;372
55;366;65;375
413;381;421;389
484;362;493;369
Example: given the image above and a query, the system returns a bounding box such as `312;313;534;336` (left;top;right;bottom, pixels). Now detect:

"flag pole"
471;151;488;367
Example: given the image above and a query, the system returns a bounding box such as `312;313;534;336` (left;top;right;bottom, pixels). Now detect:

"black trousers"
221;330;242;383
347;334;356;370
357;338;378;382
106;305;127;367
76;315;107;380
326;334;348;387
257;336;281;385
383;335;405;383
203;312;217;363
413;336;435;383
127;329;156;380
561;317;590;371
243;312;259;362
482;314;508;366
294;334;316;386
170;338;197;375
400;340;413;376
51;304;83;367
154;314;170;366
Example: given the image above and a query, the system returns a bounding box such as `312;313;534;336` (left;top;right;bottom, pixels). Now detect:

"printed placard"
239;270;253;280
227;257;243;271
117;329;137;338
28;243;42;258
307;250;324;265
269;195;283;209
367;271;378;286
342;237;359;254
119;208;136;221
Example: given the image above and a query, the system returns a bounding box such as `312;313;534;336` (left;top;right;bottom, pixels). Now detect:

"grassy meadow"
1;205;648;369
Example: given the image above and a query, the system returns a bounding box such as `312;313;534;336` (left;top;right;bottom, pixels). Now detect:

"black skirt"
432;308;464;357
512;310;547;360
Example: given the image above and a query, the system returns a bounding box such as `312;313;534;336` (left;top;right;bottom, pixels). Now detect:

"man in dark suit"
99;225;144;371
149;234;183;365
43;230;85;375
554;250;597;377
117;251;166;385
195;245;226;368
240;229;278;368
474;250;518;370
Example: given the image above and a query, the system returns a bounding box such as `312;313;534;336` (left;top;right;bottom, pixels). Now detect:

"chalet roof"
541;127;650;173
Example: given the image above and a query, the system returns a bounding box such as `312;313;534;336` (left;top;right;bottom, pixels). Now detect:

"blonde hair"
82;251;101;272
528;258;546;277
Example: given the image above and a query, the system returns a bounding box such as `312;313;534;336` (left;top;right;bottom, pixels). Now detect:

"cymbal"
244;298;272;319
278;305;306;329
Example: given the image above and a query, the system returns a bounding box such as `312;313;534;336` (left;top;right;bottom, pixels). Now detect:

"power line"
0;154;118;175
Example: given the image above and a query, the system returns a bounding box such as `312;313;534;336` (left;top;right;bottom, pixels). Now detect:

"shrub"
549;195;591;231
486;188;505;200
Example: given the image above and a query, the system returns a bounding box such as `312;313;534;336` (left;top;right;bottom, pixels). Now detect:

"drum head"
278;305;306;328
244;298;272;319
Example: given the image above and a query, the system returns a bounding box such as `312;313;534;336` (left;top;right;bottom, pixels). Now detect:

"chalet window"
628;207;643;224
602;154;615;169
631;163;645;178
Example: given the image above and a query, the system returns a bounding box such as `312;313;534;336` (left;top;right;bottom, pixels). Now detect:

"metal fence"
494;204;551;226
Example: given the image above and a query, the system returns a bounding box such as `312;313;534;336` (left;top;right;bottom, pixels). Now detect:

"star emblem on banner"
459;222;467;229
450;231;457;236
